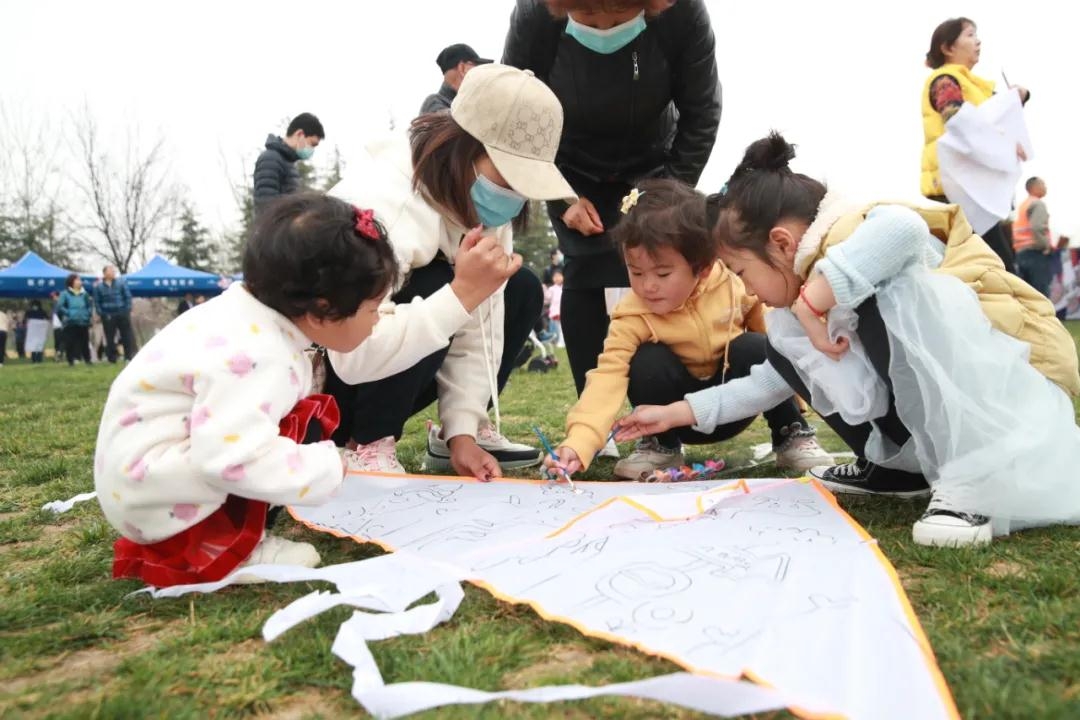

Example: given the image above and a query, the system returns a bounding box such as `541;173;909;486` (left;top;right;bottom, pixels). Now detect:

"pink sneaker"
344;436;406;474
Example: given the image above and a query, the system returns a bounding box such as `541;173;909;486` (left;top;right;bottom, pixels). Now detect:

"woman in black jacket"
502;0;721;402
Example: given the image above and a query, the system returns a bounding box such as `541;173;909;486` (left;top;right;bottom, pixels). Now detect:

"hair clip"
353;207;380;241
620;188;645;215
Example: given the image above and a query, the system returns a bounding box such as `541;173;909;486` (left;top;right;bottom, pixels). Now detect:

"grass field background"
2;325;1079;719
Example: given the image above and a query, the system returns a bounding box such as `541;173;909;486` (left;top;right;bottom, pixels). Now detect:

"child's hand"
452;227;525;312
795;277;848;361
448;435;503;482
793;300;849;360
543;446;582;477
615;402;695;442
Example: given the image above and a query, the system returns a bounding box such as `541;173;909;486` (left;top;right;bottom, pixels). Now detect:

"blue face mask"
566;12;646;54
470;173;527;228
296;144;315;161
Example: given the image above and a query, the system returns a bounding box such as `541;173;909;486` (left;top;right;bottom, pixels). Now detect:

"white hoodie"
327;136;511;441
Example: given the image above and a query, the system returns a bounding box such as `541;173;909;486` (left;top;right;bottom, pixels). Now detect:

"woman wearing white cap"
325;64;577;480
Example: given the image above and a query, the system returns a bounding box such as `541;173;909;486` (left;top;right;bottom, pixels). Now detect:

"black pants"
0;330;6;364
929;195;1016;273
65;325;91;365
102;313;138;362
324;260;543;445
766;297;927;487
628;334;808;449
979;223;1016;274
547;170;633;396
561;287;613;395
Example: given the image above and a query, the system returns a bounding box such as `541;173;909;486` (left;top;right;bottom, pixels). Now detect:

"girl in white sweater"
97;194;417;586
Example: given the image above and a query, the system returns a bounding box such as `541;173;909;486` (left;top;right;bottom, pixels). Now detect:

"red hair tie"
353;207;379;240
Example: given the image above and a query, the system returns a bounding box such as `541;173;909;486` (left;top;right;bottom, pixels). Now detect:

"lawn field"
2;326;1079;719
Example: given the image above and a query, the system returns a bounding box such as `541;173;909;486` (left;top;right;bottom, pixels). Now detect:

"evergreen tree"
512;201;559;279
220;182;256;274
321;146;344;192
161;203;216;271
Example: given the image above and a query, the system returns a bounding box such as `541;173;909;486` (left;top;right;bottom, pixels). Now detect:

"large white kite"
277;473;958;719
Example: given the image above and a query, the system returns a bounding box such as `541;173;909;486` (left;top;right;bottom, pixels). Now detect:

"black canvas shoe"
809;458;931;498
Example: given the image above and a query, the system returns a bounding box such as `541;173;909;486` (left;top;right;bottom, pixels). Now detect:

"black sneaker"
809;458;931;498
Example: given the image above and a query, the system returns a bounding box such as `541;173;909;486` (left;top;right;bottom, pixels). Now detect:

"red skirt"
113;393;340;587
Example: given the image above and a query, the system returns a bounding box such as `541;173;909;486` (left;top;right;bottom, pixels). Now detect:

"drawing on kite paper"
748;526;837;544
471;533;611;572
687;593;861;660
720;494;823;519
398;517;497;552
572;545;793;632
334;483;465;539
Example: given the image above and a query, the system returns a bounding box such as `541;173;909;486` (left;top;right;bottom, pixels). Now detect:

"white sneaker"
613;437;683;480
233;535;321;584
598;437;620;459
773;425;834;472
344;436;406;474
912;488;992;547
425;422;541;471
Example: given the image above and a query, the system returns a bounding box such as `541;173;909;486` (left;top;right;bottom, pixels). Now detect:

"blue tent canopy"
0;251;96;298
124;255;227;298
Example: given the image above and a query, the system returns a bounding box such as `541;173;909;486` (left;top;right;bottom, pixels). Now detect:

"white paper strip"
355;672;803;720
41;491;97;514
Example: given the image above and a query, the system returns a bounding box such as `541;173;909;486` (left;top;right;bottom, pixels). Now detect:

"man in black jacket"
253;113;325;210
419;44;493;115
502;0;721;399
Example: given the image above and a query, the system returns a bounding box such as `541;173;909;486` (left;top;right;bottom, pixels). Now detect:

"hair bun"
740;131;796;175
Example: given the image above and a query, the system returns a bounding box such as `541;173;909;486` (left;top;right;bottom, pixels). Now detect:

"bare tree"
0;102;78;267
72;107;177;273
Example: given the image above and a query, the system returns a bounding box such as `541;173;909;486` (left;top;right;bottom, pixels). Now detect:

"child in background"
547;269;564;347
543;179;832;481
616;133;1080;546
95;194;401;586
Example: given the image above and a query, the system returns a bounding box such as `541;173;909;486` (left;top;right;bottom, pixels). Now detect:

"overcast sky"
3;0;1077;258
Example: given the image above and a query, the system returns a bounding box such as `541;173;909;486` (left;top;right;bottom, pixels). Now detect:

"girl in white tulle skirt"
614;132;1080;547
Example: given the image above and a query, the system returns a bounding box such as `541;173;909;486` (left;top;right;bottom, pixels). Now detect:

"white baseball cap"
451;64;577;202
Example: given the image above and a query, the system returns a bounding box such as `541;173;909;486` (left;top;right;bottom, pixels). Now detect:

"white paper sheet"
25;318;49;353
292;476;957;720
936;91;1032;234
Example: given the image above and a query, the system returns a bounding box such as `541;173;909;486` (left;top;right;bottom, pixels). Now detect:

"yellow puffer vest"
803;203;1080;397
920;65;995;197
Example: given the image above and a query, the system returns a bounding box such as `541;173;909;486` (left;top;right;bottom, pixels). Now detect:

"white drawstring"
477;295;502;435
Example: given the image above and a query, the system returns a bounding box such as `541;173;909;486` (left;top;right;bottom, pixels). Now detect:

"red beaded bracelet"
799;286;828;319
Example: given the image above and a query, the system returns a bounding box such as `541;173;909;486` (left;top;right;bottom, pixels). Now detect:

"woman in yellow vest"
615;132;1080;549
921;17;1029;273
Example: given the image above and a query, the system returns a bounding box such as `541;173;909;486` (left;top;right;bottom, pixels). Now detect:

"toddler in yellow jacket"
543;179;833;480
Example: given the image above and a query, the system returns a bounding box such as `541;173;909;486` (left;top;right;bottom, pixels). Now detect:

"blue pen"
532;425;576;491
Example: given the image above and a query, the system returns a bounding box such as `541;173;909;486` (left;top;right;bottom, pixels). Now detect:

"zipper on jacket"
632;51;639;81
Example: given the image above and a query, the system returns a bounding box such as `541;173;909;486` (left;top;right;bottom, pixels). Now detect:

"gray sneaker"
613;437;683;480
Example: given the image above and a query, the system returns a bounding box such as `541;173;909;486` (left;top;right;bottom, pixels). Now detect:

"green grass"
2;326;1080;720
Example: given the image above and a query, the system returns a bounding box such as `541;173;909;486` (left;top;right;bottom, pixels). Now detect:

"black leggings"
627;334;808;448
766;297;927;486
324;261;543;445
561;287;612;396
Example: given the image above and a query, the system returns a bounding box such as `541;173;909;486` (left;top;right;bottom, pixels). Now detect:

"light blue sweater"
686;205;945;433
